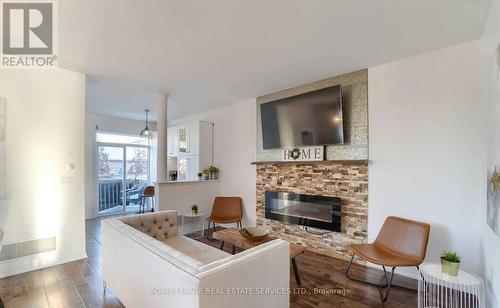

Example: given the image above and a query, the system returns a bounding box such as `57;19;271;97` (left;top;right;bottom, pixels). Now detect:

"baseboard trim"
364;260;419;280
0;236;57;261
0;251;88;279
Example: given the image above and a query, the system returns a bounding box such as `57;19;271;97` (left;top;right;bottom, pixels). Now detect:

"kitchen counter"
155;179;220;185
155;179;221;214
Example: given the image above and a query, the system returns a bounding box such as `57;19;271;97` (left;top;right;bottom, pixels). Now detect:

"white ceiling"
58;0;491;121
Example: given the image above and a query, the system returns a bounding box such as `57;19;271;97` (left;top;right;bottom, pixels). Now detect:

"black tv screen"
260;85;344;150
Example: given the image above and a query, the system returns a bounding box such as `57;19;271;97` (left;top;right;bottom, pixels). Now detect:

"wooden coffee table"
212;228;306;285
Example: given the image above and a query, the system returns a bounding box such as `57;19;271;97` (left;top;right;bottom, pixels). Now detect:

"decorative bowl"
239;227;270;241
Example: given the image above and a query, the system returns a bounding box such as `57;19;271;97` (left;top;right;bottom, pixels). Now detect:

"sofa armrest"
102;217;201;308
196;239;290;308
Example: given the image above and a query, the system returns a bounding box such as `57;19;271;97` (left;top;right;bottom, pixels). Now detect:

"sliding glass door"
96;133;151;216
124;146;149;211
97;145;125;215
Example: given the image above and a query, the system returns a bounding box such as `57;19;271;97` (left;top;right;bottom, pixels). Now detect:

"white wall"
161;98;257;226
84;112;157;219
0;69;86;277
369;40;485;278
157;181;221;228
481;0;500;306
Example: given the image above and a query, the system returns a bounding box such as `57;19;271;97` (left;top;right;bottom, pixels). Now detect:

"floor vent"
0;236;56;261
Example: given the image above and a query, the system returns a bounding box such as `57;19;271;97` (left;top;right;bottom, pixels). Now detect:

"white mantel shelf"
155;179;220;185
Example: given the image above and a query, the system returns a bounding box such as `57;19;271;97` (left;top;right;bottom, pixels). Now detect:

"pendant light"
140;109;152;138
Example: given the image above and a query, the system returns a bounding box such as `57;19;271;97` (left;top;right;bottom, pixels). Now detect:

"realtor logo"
1;1;57;67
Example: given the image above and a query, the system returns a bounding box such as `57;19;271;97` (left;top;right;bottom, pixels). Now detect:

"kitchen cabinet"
167;127;178;156
177;125;189;154
167;120;214;181
177;154;199;181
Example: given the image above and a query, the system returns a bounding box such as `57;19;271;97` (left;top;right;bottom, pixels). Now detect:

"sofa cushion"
120;211;178;242
163;235;230;265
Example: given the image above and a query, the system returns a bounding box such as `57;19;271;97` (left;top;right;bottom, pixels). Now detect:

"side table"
418;263;485;308
180;213;205;239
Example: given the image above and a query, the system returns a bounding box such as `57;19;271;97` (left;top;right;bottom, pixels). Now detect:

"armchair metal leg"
382;265;390;285
379;267;395;302
345;253;396;303
417;265;425;280
291;257;302;286
345;254;358;281
206;220;211;239
206;221;218;241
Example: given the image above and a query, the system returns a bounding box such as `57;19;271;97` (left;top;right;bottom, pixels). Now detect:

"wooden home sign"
282;146;324;162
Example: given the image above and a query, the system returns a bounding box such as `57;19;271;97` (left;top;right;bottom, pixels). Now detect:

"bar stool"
140;186;155;213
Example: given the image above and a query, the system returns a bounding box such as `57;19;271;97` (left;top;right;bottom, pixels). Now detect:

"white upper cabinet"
167;127;178;156
177;125;189;154
167;120;214;181
197;121;214;170
170;121;209;157
188;121;200;155
175;121;200;155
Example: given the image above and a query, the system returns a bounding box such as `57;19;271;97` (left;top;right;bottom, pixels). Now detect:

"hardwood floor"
0;217;418;307
0;218;124;308
197;232;418;308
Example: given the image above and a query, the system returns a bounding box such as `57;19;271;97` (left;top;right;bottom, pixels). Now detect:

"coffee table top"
213;228;305;258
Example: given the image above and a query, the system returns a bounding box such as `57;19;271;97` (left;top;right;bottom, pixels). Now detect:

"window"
96;132;150;146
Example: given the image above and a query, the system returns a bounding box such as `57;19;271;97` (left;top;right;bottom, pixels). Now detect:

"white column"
156;93;168;182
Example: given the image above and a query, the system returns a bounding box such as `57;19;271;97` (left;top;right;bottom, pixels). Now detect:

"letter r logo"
2;2;53;54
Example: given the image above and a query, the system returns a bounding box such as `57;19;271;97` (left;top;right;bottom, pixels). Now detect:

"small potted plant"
191;204;198;215
440;250;461;276
197;172;203;181
208;166;219;180
202;168;210;180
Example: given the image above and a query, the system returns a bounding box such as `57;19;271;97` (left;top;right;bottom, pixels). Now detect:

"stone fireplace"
256;161;368;260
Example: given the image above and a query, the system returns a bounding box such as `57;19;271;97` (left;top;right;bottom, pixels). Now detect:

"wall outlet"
65;163;76;171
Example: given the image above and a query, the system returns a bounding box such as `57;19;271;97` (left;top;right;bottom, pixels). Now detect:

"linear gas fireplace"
265;191;341;232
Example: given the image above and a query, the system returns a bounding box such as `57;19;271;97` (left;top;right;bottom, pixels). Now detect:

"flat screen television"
260;85;344;150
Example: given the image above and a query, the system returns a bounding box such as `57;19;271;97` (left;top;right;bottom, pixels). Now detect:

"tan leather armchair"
346;216;430;302
206;197;243;240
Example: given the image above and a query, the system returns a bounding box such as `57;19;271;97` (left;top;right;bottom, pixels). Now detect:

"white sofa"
102;211;290;308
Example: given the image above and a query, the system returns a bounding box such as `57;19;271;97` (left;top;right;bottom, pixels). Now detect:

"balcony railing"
98;178;147;212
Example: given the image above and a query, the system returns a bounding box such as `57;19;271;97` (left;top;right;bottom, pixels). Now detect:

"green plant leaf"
441;250;461;263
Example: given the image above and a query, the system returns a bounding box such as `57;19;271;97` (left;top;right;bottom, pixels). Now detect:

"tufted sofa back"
120;211;178;242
